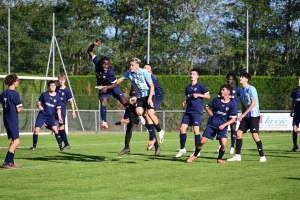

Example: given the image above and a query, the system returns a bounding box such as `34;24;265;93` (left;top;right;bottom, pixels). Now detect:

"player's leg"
250;116;266;162
187;135;209;163
59;112;71;150
30;116;46;150
230;123;237;154
291;118;299;151
99;96;109;129
119;115;136;155
135;97;146;125
154;95;165;143
175;114;190;158
145;114;157;151
2;122;20;168
217;137;227;164
46;118;63;150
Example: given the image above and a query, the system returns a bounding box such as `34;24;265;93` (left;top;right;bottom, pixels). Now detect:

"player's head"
47;80;56;92
58;74;66;85
226;72;236;85
100;56;110;72
297;76;300;87
239;71;251;84
130;57;141;73
144;64;152;73
190;68;200;81
220;84;233;97
5;73;19;87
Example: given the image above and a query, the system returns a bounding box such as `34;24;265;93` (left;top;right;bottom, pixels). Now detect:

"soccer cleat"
227;154;242;162
216;145;221;153
259;156;267;162
230;147;235;155
138;116;146;125
291;145;299;152
101;121;109;129
115;118;130;126
11;163;19;168
29;147;36;151
175;148;187;158
2;163;14;169
118;148;130;156
158;130;165;143
217;159;226;164
155;146;161;156
190;152;200;157
187;155;197;163
147;139;156;151
62;145;71;151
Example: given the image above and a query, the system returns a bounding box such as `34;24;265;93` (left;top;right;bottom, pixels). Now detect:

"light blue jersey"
241;84;260;117
122;68;153;98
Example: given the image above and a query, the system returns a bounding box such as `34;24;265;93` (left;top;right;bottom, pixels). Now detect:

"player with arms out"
87;38;127;129
227;71;267;162
216;73;241;154
187;84;237;164
1;74;22;169
290;76;300;152
117;58;164;149
30;81;63;151
176;68;210;158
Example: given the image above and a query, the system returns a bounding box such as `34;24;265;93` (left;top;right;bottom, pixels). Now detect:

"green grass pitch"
0;132;299;199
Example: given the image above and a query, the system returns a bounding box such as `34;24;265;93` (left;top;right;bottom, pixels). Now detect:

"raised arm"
87;39;101;58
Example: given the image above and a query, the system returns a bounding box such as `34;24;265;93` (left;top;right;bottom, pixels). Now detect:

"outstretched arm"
87;39;101;58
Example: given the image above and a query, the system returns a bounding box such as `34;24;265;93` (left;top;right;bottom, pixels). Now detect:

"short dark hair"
191;68;200;75
47;80;56;87
100;56;110;63
221;84;233;93
239;71;251;81
226;72;237;81
4;73;18;86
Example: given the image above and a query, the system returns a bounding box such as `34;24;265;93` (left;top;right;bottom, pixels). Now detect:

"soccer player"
30;80;63;151
175;68;210;158
55;74;76;150
117;58;164;150
187;84;237;164
87;38;127;129
216;73;241;154
227;71;267;162
290;76;300;152
0;74;22;169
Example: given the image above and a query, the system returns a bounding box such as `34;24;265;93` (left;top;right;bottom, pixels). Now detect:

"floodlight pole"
53;13;55;77
147;10;150;64
246;9;249;73
8;8;10;74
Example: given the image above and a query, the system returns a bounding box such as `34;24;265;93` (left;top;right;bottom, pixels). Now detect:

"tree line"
0;0;299;76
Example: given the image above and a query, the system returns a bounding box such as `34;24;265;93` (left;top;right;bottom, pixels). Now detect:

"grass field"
0;132;299;200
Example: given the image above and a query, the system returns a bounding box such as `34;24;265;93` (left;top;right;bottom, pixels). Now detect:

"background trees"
0;0;299;76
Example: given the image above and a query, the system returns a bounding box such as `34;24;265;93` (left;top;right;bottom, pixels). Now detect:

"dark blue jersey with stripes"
0;90;22;122
38;92;62;117
93;56;117;86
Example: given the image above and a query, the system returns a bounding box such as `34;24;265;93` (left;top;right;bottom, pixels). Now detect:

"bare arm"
37;101;43;110
57;108;63;123
239;98;256;121
147;81;154;106
69;100;76;118
117;77;124;85
219;117;236;130
193;93;210;99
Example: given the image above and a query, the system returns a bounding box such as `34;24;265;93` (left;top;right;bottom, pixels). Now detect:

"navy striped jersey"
185;82;209;114
0;90;22;121
291;88;300;117
38;92;62;117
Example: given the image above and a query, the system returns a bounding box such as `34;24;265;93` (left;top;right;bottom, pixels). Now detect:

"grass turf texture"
0;132;299;200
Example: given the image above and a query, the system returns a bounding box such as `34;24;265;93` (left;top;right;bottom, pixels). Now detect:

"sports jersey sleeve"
66;88;73;102
38;93;44;103
56;97;62;110
200;84;209;95
93;56;101;68
249;86;258;100
13;92;22;108
208;98;216;108
143;70;152;83
229;102;238;118
122;71;130;80
291;89;297;100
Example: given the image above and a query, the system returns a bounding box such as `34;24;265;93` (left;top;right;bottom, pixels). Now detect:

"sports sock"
217;150;225;160
154;132;159;148
100;106;107;122
195;134;200;149
123;108;131;119
235;138;242;154
256;140;265;157
33;134;38;148
4;151;14;164
54;133;63;149
180;134;186;149
125;121;134;149
147;124;155;140
194;148;201;157
231;130;236;148
59;129;69;146
154;123;162;132
292;131;298;146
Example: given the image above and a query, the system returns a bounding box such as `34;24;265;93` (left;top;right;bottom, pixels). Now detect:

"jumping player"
187;84;237;163
1;74;23;169
227;71;267;162
175;68;210;158
30;80;63;151
87;38;127;129
290;76;300;152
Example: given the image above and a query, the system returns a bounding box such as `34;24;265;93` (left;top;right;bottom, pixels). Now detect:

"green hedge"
0;75;295;110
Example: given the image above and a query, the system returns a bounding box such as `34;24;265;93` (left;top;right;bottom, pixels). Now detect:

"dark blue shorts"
181;113;202;126
203;124;228;140
293;117;300;127
55;111;66;125
35;114;57;128
4;120;19;140
154;94;163;111
99;86;125;100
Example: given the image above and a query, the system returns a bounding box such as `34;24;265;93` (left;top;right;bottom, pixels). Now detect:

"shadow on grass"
286;177;300;181
23;152;106;163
